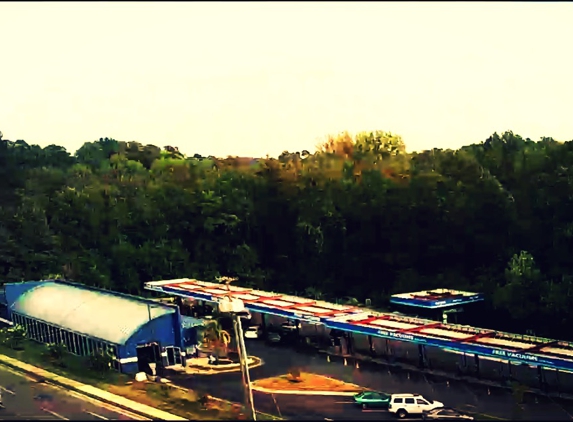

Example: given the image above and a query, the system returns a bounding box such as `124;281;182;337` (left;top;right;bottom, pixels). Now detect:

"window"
417;399;429;405
393;398;403;404
39;322;47;343
20;316;27;332
71;333;80;355
86;338;93;355
32;320;39;340
110;345;119;371
47;325;55;343
78;335;86;356
28;320;35;340
64;331;72;350
405;398;415;404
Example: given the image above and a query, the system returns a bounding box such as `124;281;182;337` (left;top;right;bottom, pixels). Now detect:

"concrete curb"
186;356;264;375
0;356;186;421
251;385;358;396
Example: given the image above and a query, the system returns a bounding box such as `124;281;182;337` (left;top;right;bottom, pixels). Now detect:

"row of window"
12;312;120;366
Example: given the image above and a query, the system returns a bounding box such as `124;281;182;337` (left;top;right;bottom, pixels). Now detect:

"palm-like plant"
199;319;231;360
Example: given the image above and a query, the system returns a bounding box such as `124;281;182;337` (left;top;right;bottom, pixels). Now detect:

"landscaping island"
253;370;364;393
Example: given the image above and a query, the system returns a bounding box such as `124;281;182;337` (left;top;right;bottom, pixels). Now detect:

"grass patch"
253;372;364;392
108;383;242;420
0;339;127;387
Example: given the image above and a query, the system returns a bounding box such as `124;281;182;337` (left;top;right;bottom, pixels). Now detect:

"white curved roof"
11;282;174;345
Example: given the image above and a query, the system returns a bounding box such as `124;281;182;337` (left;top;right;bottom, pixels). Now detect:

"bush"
42;343;68;367
88;348;113;374
288;366;302;382
0;325;27;350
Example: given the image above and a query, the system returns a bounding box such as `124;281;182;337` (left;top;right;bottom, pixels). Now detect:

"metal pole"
233;316;249;409
236;314;256;420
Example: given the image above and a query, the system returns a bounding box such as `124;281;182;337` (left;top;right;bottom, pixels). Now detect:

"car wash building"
2;279;203;374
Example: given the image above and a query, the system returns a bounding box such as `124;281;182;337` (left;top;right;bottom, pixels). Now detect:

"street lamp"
218;278;256;421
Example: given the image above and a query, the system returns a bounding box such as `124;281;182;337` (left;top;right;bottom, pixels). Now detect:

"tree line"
0;130;571;339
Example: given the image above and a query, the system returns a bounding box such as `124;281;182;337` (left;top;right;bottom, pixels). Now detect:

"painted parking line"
84;411;109;420
0;386;15;395
334;401;355;404
42;408;69;420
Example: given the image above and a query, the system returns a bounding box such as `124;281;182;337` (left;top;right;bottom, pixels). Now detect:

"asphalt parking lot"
168;339;573;420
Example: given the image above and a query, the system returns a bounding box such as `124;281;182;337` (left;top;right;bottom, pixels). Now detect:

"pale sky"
2;2;572;158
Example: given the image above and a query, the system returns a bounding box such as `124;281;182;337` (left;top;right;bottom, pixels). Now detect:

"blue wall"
122;313;180;361
4;282;47;316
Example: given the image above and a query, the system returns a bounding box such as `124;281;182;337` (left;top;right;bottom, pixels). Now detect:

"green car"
353;391;391;409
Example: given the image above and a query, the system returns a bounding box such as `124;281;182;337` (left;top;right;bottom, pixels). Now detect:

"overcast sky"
1;2;572;157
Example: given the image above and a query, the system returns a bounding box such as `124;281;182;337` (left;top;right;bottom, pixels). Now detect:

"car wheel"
397;409;408;419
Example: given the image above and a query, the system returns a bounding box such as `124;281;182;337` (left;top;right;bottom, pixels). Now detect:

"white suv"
388;394;444;419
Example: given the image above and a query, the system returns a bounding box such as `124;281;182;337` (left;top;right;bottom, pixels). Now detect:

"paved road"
267;394;419;420
0;364;144;420
168;340;573;420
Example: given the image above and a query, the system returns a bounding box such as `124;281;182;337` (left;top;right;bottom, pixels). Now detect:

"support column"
368;335;374;356
537;366;544;391
418;344;427;368
474;354;480;378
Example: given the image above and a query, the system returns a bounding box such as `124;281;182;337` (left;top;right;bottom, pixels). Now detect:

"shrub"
42;343;68;367
288;366;302;382
1;325;27;350
88;348;113;374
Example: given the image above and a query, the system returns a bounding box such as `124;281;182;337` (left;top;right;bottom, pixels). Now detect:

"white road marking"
84;410;109;420
0;364;37;382
0;386;15;395
334;401;354;404
41;407;69;420
362;409;388;413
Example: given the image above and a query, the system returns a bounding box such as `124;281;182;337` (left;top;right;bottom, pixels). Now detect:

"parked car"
244;326;262;339
388;394;444;419
423;407;474;420
353;391;391;409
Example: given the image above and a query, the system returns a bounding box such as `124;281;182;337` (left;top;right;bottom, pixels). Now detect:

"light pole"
218;277;257;420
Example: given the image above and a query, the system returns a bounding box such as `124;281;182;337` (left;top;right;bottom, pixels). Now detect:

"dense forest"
0;130;572;340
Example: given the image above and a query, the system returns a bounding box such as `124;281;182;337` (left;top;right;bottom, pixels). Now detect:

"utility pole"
218;276;257;420
236;314;256;420
233;316;250;409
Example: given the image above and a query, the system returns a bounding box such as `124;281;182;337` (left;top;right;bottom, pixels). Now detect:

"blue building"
2;280;203;374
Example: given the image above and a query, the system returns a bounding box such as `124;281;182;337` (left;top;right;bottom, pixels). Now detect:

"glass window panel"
70;333;77;354
32;321;38;341
38;323;46;343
